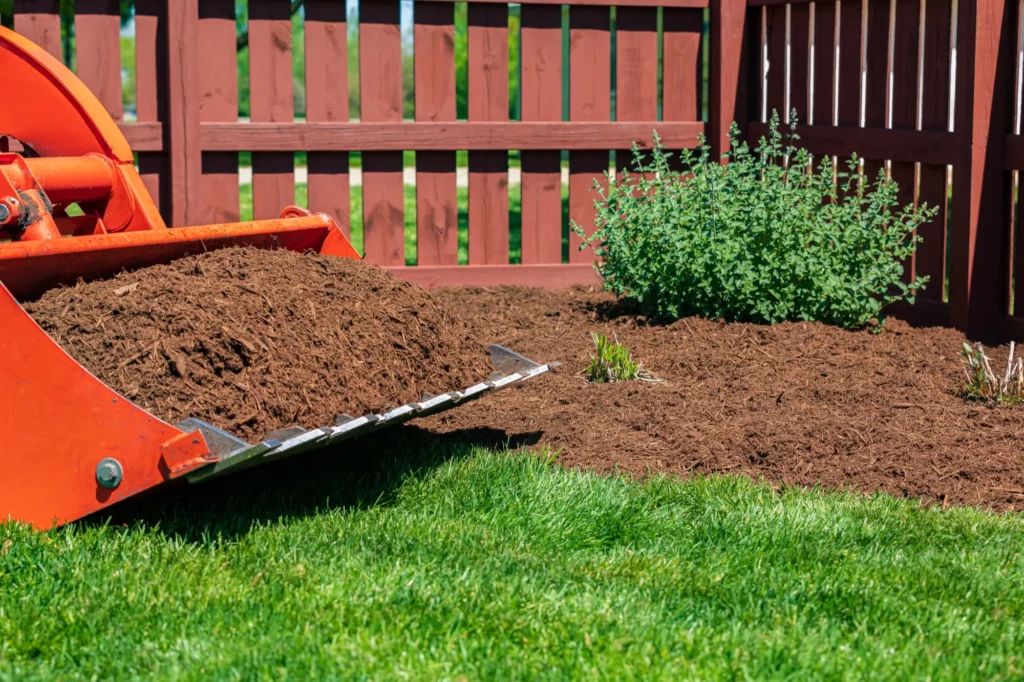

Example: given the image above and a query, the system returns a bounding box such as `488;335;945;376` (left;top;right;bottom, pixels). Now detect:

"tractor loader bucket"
0;26;559;529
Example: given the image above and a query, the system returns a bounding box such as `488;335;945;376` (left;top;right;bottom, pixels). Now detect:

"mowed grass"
2;441;1024;681
240;180;572;266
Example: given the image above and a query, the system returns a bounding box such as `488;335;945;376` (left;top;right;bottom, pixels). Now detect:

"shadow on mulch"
81;425;543;542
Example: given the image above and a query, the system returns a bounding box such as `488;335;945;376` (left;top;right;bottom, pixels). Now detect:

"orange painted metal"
0;281;214;528
0;25;362;528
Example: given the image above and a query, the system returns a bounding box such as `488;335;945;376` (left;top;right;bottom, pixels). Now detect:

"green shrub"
575;111;935;329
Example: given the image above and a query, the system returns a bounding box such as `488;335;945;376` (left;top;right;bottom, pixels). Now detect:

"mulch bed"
24;250;1024;510
24;248;491;441
422;286;1024;511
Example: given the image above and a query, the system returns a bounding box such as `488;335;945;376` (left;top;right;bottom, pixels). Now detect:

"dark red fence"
4;0;1024;341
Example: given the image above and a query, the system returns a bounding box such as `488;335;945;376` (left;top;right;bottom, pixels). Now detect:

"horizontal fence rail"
2;0;1024;342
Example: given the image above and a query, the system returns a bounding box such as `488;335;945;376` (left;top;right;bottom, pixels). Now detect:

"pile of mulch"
24;248;491;441
420;286;1024;511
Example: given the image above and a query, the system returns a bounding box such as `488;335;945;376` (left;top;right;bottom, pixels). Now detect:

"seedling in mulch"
957;341;1024;406
584;332;661;383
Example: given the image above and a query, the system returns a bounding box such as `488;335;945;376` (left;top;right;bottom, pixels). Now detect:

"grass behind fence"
2;446;1023;680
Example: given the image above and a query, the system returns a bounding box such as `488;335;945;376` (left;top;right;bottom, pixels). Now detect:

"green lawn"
241;181;572;265
2;442;1024;680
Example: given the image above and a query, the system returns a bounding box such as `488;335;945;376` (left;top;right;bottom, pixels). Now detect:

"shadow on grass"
82;425;543;542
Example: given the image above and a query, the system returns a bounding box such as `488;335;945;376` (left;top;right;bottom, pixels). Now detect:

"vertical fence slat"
709;0;748;160
74;0;123;121
812;0;836;126
790;2;810;121
1011;0;1019;313
360;0;405;265
133;0;162;211
950;0;1014;338
520;3;563;264
917;0;951;302
306;0;350;237
568;5;610;263
613;8;659;118
663;8;704;123
890;0;921;285
198;0;240;224
616;6;658;177
165;0;200;226
765;4;786;121
415;1;458;266
13;0;62;60
467;2;509;265
836;0;862;129
249;0;295;221
862;0;889;180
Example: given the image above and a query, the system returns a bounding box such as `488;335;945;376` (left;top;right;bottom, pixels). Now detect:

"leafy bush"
575;112;935;329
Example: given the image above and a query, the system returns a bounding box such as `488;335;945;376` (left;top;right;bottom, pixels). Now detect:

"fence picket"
13;0;61;60
520;3;563;264
249;0;295;221
468;2;510;265
360;0;405;265
3;0;1022;335
568;5;610;263
916;0;951;304
415;1;459;266
198;0;241;224
306;0;350;238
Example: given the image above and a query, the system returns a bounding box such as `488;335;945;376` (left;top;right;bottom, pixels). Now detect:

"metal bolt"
95;458;123;489
0;203;9;224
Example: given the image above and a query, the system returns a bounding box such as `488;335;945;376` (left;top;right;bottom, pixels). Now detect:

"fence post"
709;0;749;162
164;0;200;227
949;0;1014;341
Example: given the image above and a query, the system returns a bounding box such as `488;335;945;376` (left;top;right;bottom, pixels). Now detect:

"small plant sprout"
958;341;1024;405
585;332;661;383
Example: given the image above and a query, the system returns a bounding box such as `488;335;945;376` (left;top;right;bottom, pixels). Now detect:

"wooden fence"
3;0;1024;341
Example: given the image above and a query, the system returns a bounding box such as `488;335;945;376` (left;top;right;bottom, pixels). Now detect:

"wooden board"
862;0;889;181
388;264;602;289
745;123;955;165
360;0;405;265
948;0;1013;337
200;121;704;150
520;3;563;264
568;5;610;263
197;0;240;225
764;3;786;121
889;0;920;284
467;2;509;265
13;0;62;60
414;1;458;266
249;0;294;221
615;6;658;178
132;0;163;212
305;0;350;238
74;0;123;121
709;0;748;159
836;0;861;129
811;0;836;126
916;0;951;302
662;8;704;123
789;1;810;121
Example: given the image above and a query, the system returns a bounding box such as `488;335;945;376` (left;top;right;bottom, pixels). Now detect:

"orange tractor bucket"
0;27;557;529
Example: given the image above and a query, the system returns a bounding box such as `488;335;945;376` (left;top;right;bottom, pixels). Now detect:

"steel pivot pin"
95;458;123;489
